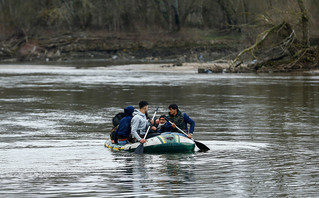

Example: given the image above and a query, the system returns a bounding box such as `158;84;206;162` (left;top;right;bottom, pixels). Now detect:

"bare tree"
230;0;318;72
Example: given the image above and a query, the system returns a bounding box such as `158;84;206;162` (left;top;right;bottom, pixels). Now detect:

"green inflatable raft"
104;133;195;153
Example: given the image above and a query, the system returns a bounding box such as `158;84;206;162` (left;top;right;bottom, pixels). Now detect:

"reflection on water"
0;65;319;197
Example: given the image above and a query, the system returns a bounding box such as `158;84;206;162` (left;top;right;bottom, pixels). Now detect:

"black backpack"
112;112;125;127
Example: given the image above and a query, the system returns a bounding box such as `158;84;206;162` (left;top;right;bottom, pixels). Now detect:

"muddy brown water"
0;65;318;197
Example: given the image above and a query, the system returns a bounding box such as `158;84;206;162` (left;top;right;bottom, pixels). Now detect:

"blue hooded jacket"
115;106;135;141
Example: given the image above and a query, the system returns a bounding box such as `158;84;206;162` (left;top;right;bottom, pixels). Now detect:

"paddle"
165;117;210;151
134;106;159;154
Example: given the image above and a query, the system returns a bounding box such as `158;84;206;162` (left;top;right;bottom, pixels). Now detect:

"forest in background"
0;0;319;72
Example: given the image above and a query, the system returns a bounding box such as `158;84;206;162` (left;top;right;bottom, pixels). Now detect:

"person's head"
124;106;134;116
159;115;166;124
168;104;178;116
139;101;149;113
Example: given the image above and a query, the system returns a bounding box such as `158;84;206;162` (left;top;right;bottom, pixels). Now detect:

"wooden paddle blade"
194;140;210;151
134;143;144;154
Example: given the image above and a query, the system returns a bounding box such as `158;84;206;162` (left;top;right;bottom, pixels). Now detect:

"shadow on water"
109;152;196;197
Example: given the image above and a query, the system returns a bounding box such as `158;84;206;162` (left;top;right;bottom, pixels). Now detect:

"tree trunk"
180;0;197;28
216;0;239;31
241;0;248;24
297;0;310;47
171;0;180;31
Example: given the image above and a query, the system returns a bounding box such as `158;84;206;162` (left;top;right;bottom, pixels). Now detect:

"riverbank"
0;30;239;64
1;31;318;73
2;62;319;76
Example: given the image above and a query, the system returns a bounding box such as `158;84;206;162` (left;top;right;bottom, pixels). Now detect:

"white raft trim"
105;134;194;152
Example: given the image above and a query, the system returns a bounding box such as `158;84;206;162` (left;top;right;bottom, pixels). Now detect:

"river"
0;64;318;197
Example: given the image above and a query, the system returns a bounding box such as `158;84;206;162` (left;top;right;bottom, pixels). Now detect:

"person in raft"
131;101;155;143
114;106;135;145
155;115;167;132
163;104;195;139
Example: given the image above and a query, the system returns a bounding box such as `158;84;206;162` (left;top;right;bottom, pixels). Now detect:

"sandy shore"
106;62;231;73
1;62;318;74
304;69;319;74
0;63;200;73
106;63;196;73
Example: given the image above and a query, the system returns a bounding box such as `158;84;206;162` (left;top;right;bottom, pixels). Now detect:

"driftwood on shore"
227;0;319;73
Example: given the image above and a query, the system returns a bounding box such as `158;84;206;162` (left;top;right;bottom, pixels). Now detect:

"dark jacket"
115;106;135;141
162;111;195;134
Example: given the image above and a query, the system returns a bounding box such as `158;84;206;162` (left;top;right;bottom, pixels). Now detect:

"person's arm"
184;113;195;134
161;121;173;132
113;126;119;143
131;117;142;141
145;118;157;132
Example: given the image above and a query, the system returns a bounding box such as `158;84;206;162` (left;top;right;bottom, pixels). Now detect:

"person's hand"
111;140;115;144
171;123;176;128
150;119;154;125
187;133;192;139
151;126;157;131
140;139;146;143
155;119;159;125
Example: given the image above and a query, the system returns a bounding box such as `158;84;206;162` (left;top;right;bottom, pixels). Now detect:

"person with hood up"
114;106;135;145
131;101;155;143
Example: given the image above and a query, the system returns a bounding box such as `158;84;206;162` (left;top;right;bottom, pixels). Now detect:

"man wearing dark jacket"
154;115;167;132
114;106;135;145
163;104;195;139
